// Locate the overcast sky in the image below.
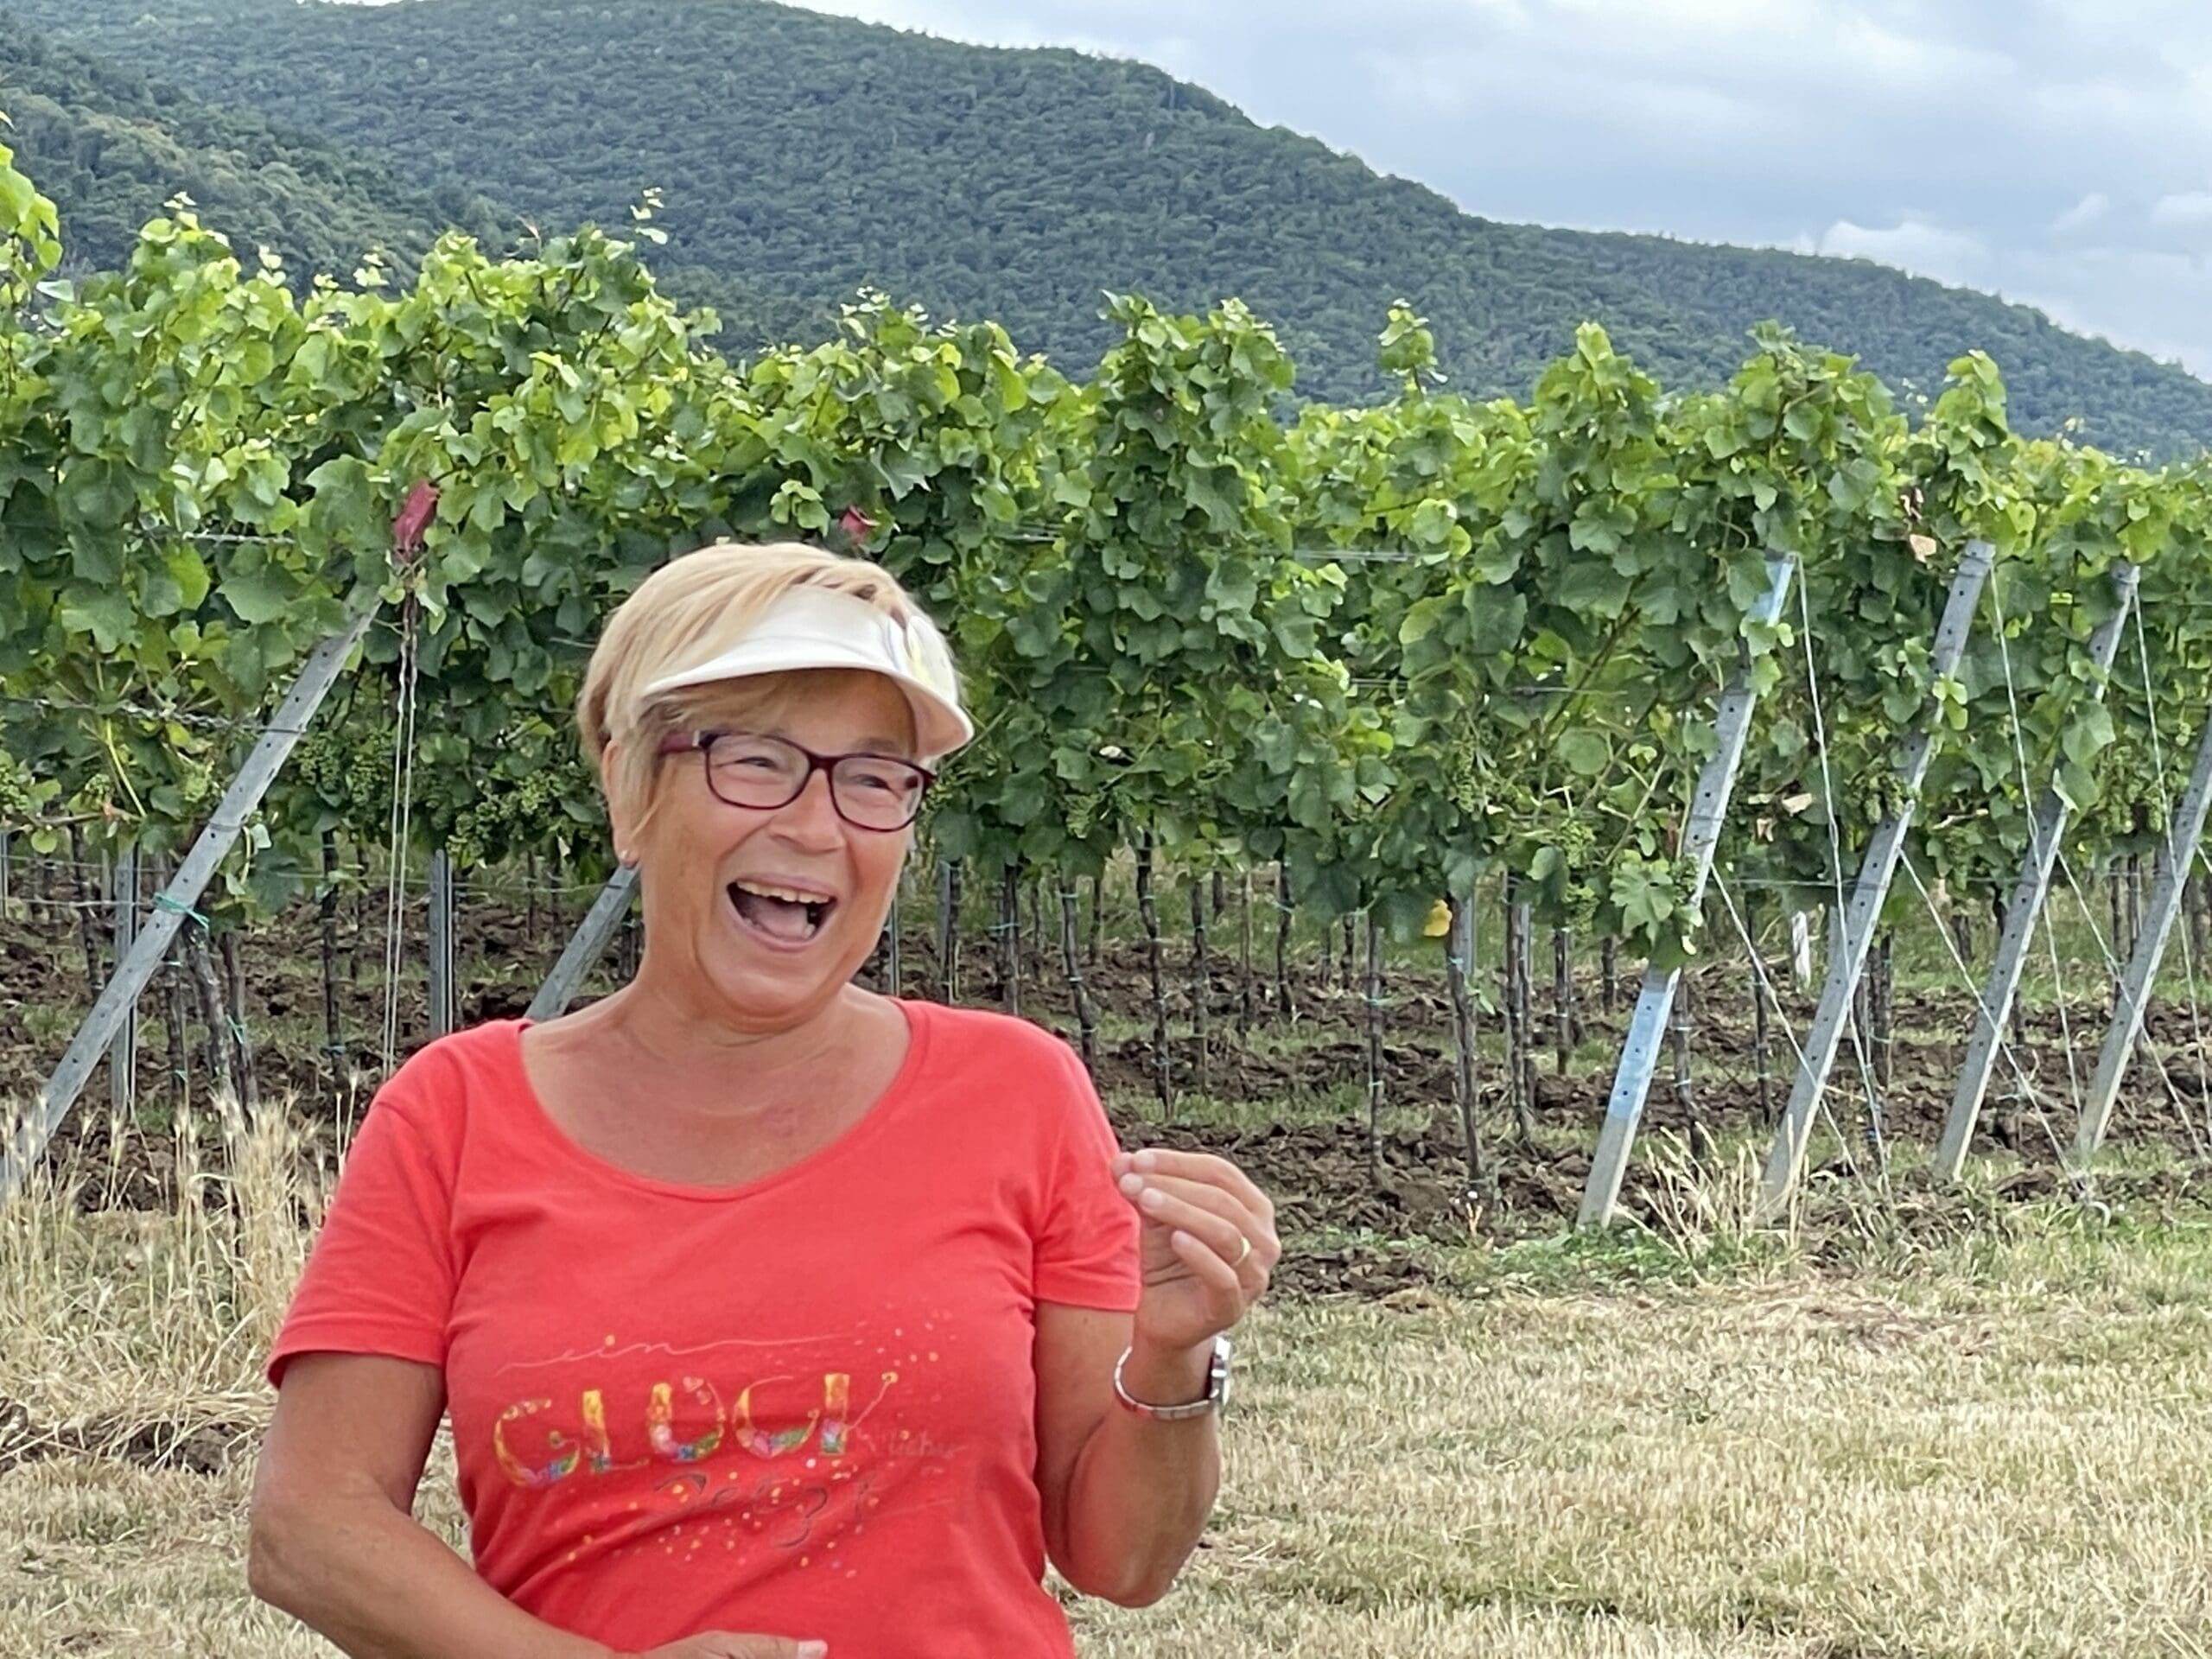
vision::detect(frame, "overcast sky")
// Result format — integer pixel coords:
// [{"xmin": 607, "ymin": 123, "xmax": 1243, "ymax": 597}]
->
[{"xmin": 790, "ymin": 0, "xmax": 2210, "ymax": 379}]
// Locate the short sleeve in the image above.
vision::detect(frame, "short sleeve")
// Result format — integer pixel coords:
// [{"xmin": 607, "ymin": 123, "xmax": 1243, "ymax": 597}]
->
[
  {"xmin": 1031, "ymin": 1039, "xmax": 1141, "ymax": 1312},
  {"xmin": 266, "ymin": 1077, "xmax": 459, "ymax": 1389}
]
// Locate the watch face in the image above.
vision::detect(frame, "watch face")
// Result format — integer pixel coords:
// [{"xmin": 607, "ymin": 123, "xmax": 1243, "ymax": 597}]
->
[{"xmin": 1211, "ymin": 1334, "xmax": 1234, "ymax": 1410}]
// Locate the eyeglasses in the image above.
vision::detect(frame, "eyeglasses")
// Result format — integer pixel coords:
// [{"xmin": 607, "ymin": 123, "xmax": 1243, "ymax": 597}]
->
[{"xmin": 656, "ymin": 730, "xmax": 935, "ymax": 832}]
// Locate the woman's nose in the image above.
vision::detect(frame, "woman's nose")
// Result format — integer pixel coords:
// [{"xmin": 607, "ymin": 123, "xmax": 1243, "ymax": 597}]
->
[{"xmin": 775, "ymin": 765, "xmax": 845, "ymax": 842}]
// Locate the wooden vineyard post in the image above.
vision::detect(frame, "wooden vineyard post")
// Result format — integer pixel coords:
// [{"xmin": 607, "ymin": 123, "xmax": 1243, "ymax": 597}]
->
[
  {"xmin": 1580, "ymin": 556, "xmax": 1795, "ymax": 1228},
  {"xmin": 427, "ymin": 849, "xmax": 458, "ymax": 1039},
  {"xmin": 1446, "ymin": 893, "xmax": 1488, "ymax": 1198},
  {"xmin": 1931, "ymin": 564, "xmax": 2139, "ymax": 1181},
  {"xmin": 1747, "ymin": 894, "xmax": 1775, "ymax": 1120},
  {"xmin": 1553, "ymin": 927, "xmax": 1576, "ymax": 1071},
  {"xmin": 67, "ymin": 826, "xmax": 100, "ymax": 992},
  {"xmin": 2073, "ymin": 696, "xmax": 2212, "ymax": 1168},
  {"xmin": 4, "ymin": 606, "xmax": 378, "ymax": 1203},
  {"xmin": 886, "ymin": 863, "xmax": 904, "ymax": 999},
  {"xmin": 1363, "ymin": 910, "xmax": 1384, "ymax": 1183},
  {"xmin": 1190, "ymin": 877, "xmax": 1210, "ymax": 1097},
  {"xmin": 1135, "ymin": 836, "xmax": 1170, "ymax": 1110},
  {"xmin": 1238, "ymin": 869, "xmax": 1255, "ymax": 1037},
  {"xmin": 319, "ymin": 830, "xmax": 344, "ymax": 1064},
  {"xmin": 1757, "ymin": 542, "xmax": 1995, "ymax": 1219},
  {"xmin": 1503, "ymin": 889, "xmax": 1534, "ymax": 1136},
  {"xmin": 1057, "ymin": 878, "xmax": 1097, "ymax": 1069},
  {"xmin": 108, "ymin": 849, "xmax": 138, "ymax": 1125},
  {"xmin": 938, "ymin": 859, "xmax": 962, "ymax": 1002},
  {"xmin": 526, "ymin": 864, "xmax": 639, "ymax": 1020}
]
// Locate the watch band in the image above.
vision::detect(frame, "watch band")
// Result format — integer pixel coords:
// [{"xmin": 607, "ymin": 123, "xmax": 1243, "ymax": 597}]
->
[{"xmin": 1112, "ymin": 1336, "xmax": 1232, "ymax": 1421}]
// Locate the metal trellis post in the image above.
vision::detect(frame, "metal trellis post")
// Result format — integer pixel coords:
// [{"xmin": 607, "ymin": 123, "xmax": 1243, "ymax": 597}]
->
[
  {"xmin": 2073, "ymin": 696, "xmax": 2212, "ymax": 1167},
  {"xmin": 1580, "ymin": 555, "xmax": 1795, "ymax": 1228},
  {"xmin": 527, "ymin": 864, "xmax": 639, "ymax": 1020},
  {"xmin": 1757, "ymin": 541, "xmax": 1995, "ymax": 1218},
  {"xmin": 5, "ymin": 605, "xmax": 379, "ymax": 1203},
  {"xmin": 1932, "ymin": 564, "xmax": 2139, "ymax": 1181}
]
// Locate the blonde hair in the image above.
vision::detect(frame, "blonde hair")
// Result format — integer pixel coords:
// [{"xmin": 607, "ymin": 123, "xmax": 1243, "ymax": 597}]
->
[{"xmin": 579, "ymin": 541, "xmax": 931, "ymax": 830}]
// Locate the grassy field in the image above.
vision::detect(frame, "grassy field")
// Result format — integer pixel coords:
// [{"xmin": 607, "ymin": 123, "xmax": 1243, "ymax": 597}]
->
[{"xmin": 5, "ymin": 1107, "xmax": 2212, "ymax": 1659}]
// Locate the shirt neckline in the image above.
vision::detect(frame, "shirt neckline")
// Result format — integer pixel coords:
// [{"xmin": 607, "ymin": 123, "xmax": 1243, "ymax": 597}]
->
[{"xmin": 501, "ymin": 996, "xmax": 933, "ymax": 1203}]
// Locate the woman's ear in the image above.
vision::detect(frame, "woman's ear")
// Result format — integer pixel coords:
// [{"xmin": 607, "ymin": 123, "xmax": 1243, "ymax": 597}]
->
[{"xmin": 601, "ymin": 739, "xmax": 639, "ymax": 866}]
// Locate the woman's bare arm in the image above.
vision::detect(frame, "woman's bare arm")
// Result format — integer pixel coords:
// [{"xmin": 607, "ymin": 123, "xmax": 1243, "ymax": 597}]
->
[
  {"xmin": 1034, "ymin": 1147, "xmax": 1279, "ymax": 1607},
  {"xmin": 1033, "ymin": 1304, "xmax": 1220, "ymax": 1607},
  {"xmin": 248, "ymin": 1353, "xmax": 617, "ymax": 1659}
]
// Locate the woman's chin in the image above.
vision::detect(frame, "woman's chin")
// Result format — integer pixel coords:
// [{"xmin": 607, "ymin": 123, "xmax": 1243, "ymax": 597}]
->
[{"xmin": 690, "ymin": 937, "xmax": 866, "ymax": 1026}]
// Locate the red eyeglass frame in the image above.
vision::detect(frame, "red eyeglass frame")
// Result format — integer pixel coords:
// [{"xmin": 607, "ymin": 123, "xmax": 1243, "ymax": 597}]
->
[{"xmin": 654, "ymin": 729, "xmax": 937, "ymax": 831}]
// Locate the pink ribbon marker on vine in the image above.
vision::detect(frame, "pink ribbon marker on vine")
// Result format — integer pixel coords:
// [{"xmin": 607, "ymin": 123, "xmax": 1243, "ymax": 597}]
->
[{"xmin": 393, "ymin": 480, "xmax": 439, "ymax": 559}]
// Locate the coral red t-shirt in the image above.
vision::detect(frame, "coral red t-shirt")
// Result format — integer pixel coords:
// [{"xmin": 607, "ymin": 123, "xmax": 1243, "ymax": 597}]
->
[{"xmin": 267, "ymin": 1001, "xmax": 1140, "ymax": 1656}]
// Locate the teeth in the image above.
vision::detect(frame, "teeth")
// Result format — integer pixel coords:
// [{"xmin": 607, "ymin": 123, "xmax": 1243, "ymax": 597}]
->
[{"xmin": 734, "ymin": 880, "xmax": 834, "ymax": 906}]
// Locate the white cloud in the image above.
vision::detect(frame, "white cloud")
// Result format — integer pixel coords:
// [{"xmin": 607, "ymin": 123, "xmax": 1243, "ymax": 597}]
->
[
  {"xmin": 1992, "ymin": 245, "xmax": 2212, "ymax": 378},
  {"xmin": 2150, "ymin": 191, "xmax": 2212, "ymax": 236},
  {"xmin": 2051, "ymin": 192, "xmax": 2109, "ymax": 235},
  {"xmin": 1816, "ymin": 217, "xmax": 1994, "ymax": 289}
]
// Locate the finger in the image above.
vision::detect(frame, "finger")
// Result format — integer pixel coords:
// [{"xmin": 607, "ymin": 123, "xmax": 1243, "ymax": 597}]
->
[
  {"xmin": 1120, "ymin": 1173, "xmax": 1278, "ymax": 1266},
  {"xmin": 709, "ymin": 1637, "xmax": 829, "ymax": 1659},
  {"xmin": 1166, "ymin": 1226, "xmax": 1247, "ymax": 1301},
  {"xmin": 1126, "ymin": 1180, "xmax": 1255, "ymax": 1272},
  {"xmin": 1128, "ymin": 1147, "xmax": 1275, "ymax": 1224}
]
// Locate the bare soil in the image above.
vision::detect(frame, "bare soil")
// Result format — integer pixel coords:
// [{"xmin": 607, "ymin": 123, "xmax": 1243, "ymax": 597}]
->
[{"xmin": 6, "ymin": 887, "xmax": 2206, "ymax": 1300}]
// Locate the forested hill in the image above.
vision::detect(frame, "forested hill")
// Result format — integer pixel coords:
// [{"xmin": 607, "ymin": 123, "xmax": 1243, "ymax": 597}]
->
[
  {"xmin": 8, "ymin": 0, "xmax": 2209, "ymax": 458},
  {"xmin": 0, "ymin": 14, "xmax": 510, "ymax": 280}
]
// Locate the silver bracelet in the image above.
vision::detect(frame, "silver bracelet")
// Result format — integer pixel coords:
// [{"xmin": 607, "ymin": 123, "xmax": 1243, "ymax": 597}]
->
[{"xmin": 1110, "ymin": 1337, "xmax": 1231, "ymax": 1421}]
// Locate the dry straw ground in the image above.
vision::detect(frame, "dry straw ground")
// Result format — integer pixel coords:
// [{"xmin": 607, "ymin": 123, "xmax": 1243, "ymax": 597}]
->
[{"xmin": 4, "ymin": 1106, "xmax": 2211, "ymax": 1658}]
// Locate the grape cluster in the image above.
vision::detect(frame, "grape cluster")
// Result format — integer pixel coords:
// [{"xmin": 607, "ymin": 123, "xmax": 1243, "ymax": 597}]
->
[
  {"xmin": 445, "ymin": 765, "xmax": 578, "ymax": 869},
  {"xmin": 1440, "ymin": 741, "xmax": 1494, "ymax": 820},
  {"xmin": 1847, "ymin": 770, "xmax": 1914, "ymax": 829},
  {"xmin": 1548, "ymin": 811, "xmax": 1601, "ymax": 929},
  {"xmin": 1064, "ymin": 788, "xmax": 1105, "ymax": 842},
  {"xmin": 291, "ymin": 725, "xmax": 391, "ymax": 817},
  {"xmin": 0, "ymin": 748, "xmax": 41, "ymax": 829}
]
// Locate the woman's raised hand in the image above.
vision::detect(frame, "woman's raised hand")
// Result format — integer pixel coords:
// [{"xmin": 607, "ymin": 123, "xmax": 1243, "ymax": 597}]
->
[
  {"xmin": 1113, "ymin": 1147, "xmax": 1280, "ymax": 1359},
  {"xmin": 622, "ymin": 1637, "xmax": 828, "ymax": 1658}
]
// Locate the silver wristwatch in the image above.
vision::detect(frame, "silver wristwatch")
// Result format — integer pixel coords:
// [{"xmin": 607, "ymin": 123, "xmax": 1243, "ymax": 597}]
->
[{"xmin": 1112, "ymin": 1336, "xmax": 1233, "ymax": 1421}]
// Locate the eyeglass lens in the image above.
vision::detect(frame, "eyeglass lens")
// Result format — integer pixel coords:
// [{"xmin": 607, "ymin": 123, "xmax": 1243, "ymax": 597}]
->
[{"xmin": 703, "ymin": 734, "xmax": 925, "ymax": 829}]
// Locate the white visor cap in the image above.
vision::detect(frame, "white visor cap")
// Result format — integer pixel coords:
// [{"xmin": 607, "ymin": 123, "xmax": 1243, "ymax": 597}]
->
[{"xmin": 639, "ymin": 584, "xmax": 974, "ymax": 761}]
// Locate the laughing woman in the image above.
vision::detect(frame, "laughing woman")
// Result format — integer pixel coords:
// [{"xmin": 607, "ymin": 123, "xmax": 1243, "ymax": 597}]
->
[{"xmin": 245, "ymin": 543, "xmax": 1280, "ymax": 1659}]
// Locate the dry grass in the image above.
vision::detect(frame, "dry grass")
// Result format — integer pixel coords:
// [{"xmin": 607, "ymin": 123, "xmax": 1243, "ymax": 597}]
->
[{"xmin": 5, "ymin": 1105, "xmax": 2212, "ymax": 1656}]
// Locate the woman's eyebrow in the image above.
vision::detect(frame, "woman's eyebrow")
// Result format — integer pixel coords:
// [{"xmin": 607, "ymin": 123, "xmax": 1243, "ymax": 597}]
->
[{"xmin": 760, "ymin": 726, "xmax": 914, "ymax": 756}]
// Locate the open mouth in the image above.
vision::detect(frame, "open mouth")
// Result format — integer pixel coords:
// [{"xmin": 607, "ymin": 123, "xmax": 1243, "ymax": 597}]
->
[{"xmin": 727, "ymin": 879, "xmax": 837, "ymax": 945}]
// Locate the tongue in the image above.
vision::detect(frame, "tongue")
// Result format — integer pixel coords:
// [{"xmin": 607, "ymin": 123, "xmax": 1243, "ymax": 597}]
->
[{"xmin": 734, "ymin": 887, "xmax": 817, "ymax": 943}]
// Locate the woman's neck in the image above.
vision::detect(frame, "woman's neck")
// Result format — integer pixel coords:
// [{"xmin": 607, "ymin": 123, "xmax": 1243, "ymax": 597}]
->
[{"xmin": 576, "ymin": 964, "xmax": 875, "ymax": 1117}]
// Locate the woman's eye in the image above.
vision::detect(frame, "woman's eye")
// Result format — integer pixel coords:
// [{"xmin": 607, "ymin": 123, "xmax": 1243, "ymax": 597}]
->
[
  {"xmin": 714, "ymin": 742, "xmax": 787, "ymax": 771},
  {"xmin": 850, "ymin": 767, "xmax": 915, "ymax": 795}
]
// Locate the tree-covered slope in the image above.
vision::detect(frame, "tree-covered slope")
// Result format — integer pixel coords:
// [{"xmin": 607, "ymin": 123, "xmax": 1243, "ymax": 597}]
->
[
  {"xmin": 10, "ymin": 0, "xmax": 2208, "ymax": 456},
  {"xmin": 0, "ymin": 13, "xmax": 515, "ymax": 280}
]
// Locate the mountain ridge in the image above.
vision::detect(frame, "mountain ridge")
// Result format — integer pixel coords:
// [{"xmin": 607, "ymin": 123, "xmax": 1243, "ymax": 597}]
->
[
  {"xmin": 0, "ymin": 10, "xmax": 509, "ymax": 282},
  {"xmin": 4, "ymin": 0, "xmax": 2205, "ymax": 457}
]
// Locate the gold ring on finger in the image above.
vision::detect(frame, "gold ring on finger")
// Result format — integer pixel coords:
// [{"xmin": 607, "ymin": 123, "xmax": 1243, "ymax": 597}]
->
[{"xmin": 1234, "ymin": 1234, "xmax": 1253, "ymax": 1267}]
